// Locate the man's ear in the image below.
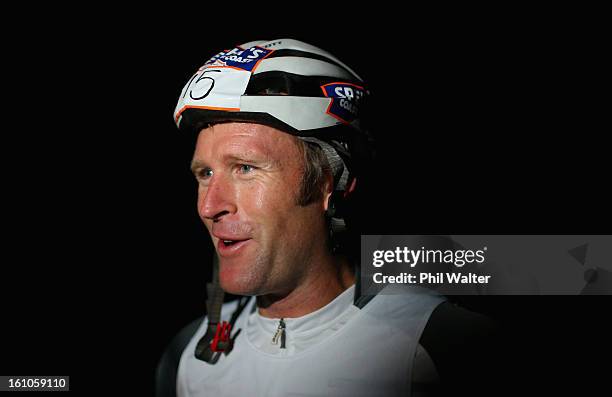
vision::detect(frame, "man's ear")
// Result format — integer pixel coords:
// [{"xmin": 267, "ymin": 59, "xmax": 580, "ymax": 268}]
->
[
  {"xmin": 322, "ymin": 172, "xmax": 334, "ymax": 212},
  {"xmin": 344, "ymin": 177, "xmax": 357, "ymax": 198},
  {"xmin": 323, "ymin": 175, "xmax": 358, "ymax": 213}
]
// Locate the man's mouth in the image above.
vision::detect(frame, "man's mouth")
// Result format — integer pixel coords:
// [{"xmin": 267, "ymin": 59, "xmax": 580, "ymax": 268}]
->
[
  {"xmin": 222, "ymin": 239, "xmax": 244, "ymax": 246},
  {"xmin": 216, "ymin": 238, "xmax": 252, "ymax": 257}
]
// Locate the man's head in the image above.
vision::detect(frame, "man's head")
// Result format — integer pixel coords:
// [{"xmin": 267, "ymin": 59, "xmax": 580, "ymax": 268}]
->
[{"xmin": 191, "ymin": 122, "xmax": 334, "ymax": 295}]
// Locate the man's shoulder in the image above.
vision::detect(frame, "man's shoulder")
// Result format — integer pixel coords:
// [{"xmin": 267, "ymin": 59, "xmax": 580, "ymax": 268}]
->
[
  {"xmin": 360, "ymin": 285, "xmax": 447, "ymax": 320},
  {"xmin": 363, "ymin": 287, "xmax": 496, "ymax": 337}
]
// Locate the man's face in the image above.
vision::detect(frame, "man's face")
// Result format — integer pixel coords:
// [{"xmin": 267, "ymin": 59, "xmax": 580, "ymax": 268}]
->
[{"xmin": 191, "ymin": 122, "xmax": 327, "ymax": 296}]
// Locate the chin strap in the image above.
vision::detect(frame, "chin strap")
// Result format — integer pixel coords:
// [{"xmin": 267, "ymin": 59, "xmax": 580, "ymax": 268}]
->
[{"xmin": 195, "ymin": 254, "xmax": 249, "ymax": 364}]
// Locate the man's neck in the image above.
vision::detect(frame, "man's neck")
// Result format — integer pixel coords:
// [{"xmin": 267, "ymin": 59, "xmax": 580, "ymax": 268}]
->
[{"xmin": 257, "ymin": 256, "xmax": 355, "ymax": 319}]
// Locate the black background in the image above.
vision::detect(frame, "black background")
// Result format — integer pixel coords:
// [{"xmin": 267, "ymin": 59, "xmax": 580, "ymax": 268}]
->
[{"xmin": 2, "ymin": 5, "xmax": 610, "ymax": 396}]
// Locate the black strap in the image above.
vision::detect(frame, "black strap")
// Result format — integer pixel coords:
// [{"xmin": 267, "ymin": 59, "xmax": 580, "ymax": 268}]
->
[
  {"xmin": 155, "ymin": 295, "xmax": 251, "ymax": 397},
  {"xmin": 353, "ymin": 263, "xmax": 376, "ymax": 309},
  {"xmin": 353, "ymin": 293, "xmax": 375, "ymax": 309},
  {"xmin": 195, "ymin": 255, "xmax": 225, "ymax": 363}
]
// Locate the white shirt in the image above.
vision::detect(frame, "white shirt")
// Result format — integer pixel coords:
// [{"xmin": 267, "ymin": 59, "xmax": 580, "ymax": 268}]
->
[{"xmin": 177, "ymin": 285, "xmax": 445, "ymax": 397}]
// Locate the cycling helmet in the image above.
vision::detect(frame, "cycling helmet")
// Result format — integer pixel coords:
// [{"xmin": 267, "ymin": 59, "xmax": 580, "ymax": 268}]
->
[{"xmin": 174, "ymin": 38, "xmax": 372, "ymax": 202}]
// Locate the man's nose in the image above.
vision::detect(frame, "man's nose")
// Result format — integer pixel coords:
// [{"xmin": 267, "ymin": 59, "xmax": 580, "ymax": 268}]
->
[{"xmin": 198, "ymin": 175, "xmax": 237, "ymax": 221}]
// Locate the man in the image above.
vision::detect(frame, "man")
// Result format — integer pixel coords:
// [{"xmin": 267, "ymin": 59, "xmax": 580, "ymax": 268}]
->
[{"xmin": 157, "ymin": 38, "xmax": 497, "ymax": 397}]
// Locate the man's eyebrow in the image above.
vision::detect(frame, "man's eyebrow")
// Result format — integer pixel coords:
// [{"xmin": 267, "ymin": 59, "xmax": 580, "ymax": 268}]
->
[
  {"xmin": 190, "ymin": 159, "xmax": 208, "ymax": 173},
  {"xmin": 232, "ymin": 151, "xmax": 284, "ymax": 168},
  {"xmin": 226, "ymin": 152, "xmax": 266, "ymax": 163}
]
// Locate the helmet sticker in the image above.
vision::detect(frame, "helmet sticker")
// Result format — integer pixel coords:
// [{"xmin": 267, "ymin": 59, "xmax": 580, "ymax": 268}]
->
[
  {"xmin": 174, "ymin": 46, "xmax": 274, "ymax": 125},
  {"xmin": 320, "ymin": 82, "xmax": 366, "ymax": 124},
  {"xmin": 203, "ymin": 46, "xmax": 274, "ymax": 72}
]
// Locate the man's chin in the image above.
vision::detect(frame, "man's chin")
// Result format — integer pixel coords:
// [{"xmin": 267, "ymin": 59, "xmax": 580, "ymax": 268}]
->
[
  {"xmin": 219, "ymin": 281, "xmax": 258, "ymax": 296},
  {"xmin": 218, "ymin": 265, "xmax": 259, "ymax": 296}
]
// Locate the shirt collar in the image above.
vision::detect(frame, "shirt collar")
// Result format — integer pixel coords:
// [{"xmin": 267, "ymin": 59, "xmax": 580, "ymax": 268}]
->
[{"xmin": 246, "ymin": 284, "xmax": 358, "ymax": 355}]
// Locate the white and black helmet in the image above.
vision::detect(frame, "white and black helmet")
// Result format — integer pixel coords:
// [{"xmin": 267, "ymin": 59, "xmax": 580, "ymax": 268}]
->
[{"xmin": 173, "ymin": 38, "xmax": 373, "ymax": 200}]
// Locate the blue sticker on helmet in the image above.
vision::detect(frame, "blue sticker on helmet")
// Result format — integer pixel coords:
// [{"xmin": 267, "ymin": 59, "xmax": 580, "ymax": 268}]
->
[
  {"xmin": 321, "ymin": 82, "xmax": 366, "ymax": 124},
  {"xmin": 204, "ymin": 46, "xmax": 274, "ymax": 72}
]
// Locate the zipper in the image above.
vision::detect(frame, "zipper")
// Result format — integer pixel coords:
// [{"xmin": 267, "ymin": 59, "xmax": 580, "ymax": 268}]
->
[{"xmin": 271, "ymin": 318, "xmax": 286, "ymax": 349}]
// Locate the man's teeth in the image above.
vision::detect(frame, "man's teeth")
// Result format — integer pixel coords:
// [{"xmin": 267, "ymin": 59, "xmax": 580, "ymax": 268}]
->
[{"xmin": 221, "ymin": 238, "xmax": 249, "ymax": 246}]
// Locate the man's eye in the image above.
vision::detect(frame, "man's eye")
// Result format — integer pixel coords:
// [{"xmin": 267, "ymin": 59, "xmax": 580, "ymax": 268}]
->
[
  {"xmin": 198, "ymin": 168, "xmax": 213, "ymax": 179},
  {"xmin": 238, "ymin": 164, "xmax": 255, "ymax": 174}
]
